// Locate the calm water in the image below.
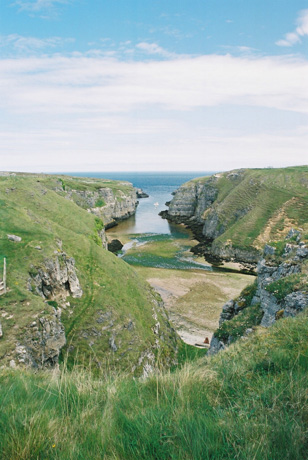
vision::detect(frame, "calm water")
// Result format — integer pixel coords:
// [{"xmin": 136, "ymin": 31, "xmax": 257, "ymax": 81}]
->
[
  {"xmin": 63, "ymin": 171, "xmax": 216, "ymax": 270},
  {"xmin": 67, "ymin": 172, "xmax": 212, "ymax": 235}
]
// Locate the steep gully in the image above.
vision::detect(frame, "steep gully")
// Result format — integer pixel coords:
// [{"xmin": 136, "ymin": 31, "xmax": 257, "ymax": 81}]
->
[{"xmin": 106, "ymin": 184, "xmax": 254, "ymax": 348}]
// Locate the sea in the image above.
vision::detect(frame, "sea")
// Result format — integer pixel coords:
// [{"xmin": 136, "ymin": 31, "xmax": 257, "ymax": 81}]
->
[{"xmin": 64, "ymin": 171, "xmax": 213, "ymax": 235}]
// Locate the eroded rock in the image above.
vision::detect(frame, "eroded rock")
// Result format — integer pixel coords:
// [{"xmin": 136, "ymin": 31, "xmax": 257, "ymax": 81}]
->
[
  {"xmin": 19, "ymin": 308, "xmax": 66, "ymax": 368},
  {"xmin": 29, "ymin": 253, "xmax": 83, "ymax": 300},
  {"xmin": 7, "ymin": 234, "xmax": 21, "ymax": 242}
]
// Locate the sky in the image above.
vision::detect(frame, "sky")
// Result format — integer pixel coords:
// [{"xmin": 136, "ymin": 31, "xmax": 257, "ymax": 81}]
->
[{"xmin": 0, "ymin": 0, "xmax": 308, "ymax": 172}]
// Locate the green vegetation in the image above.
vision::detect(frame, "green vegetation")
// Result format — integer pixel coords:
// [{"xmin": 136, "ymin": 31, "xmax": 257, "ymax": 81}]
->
[
  {"xmin": 214, "ymin": 281, "xmax": 263, "ymax": 342},
  {"xmin": 184, "ymin": 166, "xmax": 308, "ymax": 252},
  {"xmin": 268, "ymin": 240, "xmax": 287, "ymax": 257},
  {"xmin": 1, "ymin": 311, "xmax": 308, "ymax": 459},
  {"xmin": 176, "ymin": 340, "xmax": 208, "ymax": 366},
  {"xmin": 266, "ymin": 273, "xmax": 308, "ymax": 301},
  {"xmin": 122, "ymin": 233, "xmax": 216, "ymax": 270},
  {"xmin": 0, "ymin": 167, "xmax": 308, "ymax": 458},
  {"xmin": 95, "ymin": 198, "xmax": 106, "ymax": 207},
  {"xmin": 0, "ymin": 173, "xmax": 176, "ymax": 372},
  {"xmin": 215, "ymin": 303, "xmax": 264, "ymax": 341}
]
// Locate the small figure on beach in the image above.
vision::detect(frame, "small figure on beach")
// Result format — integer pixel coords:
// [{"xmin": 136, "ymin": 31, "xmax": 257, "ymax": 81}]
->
[{"xmin": 204, "ymin": 337, "xmax": 209, "ymax": 345}]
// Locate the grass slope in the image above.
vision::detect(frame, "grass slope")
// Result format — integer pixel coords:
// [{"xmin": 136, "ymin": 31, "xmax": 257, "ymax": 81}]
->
[
  {"xmin": 0, "ymin": 310, "xmax": 307, "ymax": 459},
  {"xmin": 187, "ymin": 166, "xmax": 308, "ymax": 252},
  {"xmin": 0, "ymin": 173, "xmax": 176, "ymax": 372}
]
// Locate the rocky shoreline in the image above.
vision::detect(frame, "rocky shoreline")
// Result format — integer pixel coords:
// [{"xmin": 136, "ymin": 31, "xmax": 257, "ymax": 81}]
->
[{"xmin": 160, "ymin": 167, "xmax": 308, "ymax": 271}]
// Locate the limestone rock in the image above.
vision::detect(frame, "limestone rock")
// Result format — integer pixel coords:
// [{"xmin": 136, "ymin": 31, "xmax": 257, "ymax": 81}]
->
[
  {"xmin": 7, "ymin": 234, "xmax": 21, "ymax": 242},
  {"xmin": 283, "ymin": 292, "xmax": 308, "ymax": 317},
  {"xmin": 136, "ymin": 188, "xmax": 149, "ymax": 198},
  {"xmin": 20, "ymin": 308, "xmax": 66, "ymax": 368},
  {"xmin": 209, "ymin": 232, "xmax": 308, "ymax": 355},
  {"xmin": 29, "ymin": 253, "xmax": 83, "ymax": 300},
  {"xmin": 109, "ymin": 335, "xmax": 118, "ymax": 352},
  {"xmin": 0, "ymin": 322, "xmax": 3, "ymax": 338},
  {"xmin": 264, "ymin": 244, "xmax": 276, "ymax": 256},
  {"xmin": 208, "ymin": 336, "xmax": 225, "ymax": 356},
  {"xmin": 296, "ymin": 246, "xmax": 308, "ymax": 258},
  {"xmin": 219, "ymin": 300, "xmax": 235, "ymax": 325},
  {"xmin": 65, "ymin": 185, "xmax": 138, "ymax": 228},
  {"xmin": 286, "ymin": 228, "xmax": 301, "ymax": 241}
]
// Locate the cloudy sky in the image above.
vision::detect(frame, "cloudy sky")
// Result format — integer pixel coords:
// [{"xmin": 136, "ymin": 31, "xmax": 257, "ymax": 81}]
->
[{"xmin": 0, "ymin": 0, "xmax": 308, "ymax": 172}]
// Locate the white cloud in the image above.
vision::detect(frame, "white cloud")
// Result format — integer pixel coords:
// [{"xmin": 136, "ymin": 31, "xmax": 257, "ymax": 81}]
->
[
  {"xmin": 13, "ymin": 0, "xmax": 68, "ymax": 11},
  {"xmin": 136, "ymin": 42, "xmax": 175, "ymax": 58},
  {"xmin": 0, "ymin": 52, "xmax": 308, "ymax": 171},
  {"xmin": 1, "ymin": 54, "xmax": 307, "ymax": 114},
  {"xmin": 276, "ymin": 9, "xmax": 308, "ymax": 47},
  {"xmin": 12, "ymin": 0, "xmax": 71, "ymax": 17},
  {"xmin": 0, "ymin": 34, "xmax": 74, "ymax": 52}
]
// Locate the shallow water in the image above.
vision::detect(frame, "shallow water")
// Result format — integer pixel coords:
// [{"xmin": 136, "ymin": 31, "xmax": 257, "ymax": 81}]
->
[
  {"xmin": 68, "ymin": 171, "xmax": 211, "ymax": 235},
  {"xmin": 68, "ymin": 171, "xmax": 213, "ymax": 270}
]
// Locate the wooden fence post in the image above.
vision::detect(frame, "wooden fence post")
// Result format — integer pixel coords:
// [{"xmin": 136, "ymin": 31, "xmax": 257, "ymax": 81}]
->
[{"xmin": 3, "ymin": 258, "xmax": 6, "ymax": 294}]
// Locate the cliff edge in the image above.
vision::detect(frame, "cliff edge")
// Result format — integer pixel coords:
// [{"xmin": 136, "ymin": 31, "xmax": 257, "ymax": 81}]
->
[
  {"xmin": 0, "ymin": 173, "xmax": 177, "ymax": 375},
  {"xmin": 161, "ymin": 166, "xmax": 308, "ymax": 269}
]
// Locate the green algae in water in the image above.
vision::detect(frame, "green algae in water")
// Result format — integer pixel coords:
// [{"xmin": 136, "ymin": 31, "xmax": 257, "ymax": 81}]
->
[{"xmin": 121, "ymin": 233, "xmax": 213, "ymax": 271}]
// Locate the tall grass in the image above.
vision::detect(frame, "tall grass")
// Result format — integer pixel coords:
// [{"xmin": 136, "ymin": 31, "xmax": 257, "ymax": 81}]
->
[{"xmin": 1, "ymin": 311, "xmax": 308, "ymax": 459}]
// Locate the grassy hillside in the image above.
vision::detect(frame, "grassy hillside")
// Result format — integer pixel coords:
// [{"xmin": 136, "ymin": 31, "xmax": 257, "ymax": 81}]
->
[
  {"xmin": 174, "ymin": 166, "xmax": 308, "ymax": 257},
  {"xmin": 0, "ymin": 310, "xmax": 307, "ymax": 459},
  {"xmin": 0, "ymin": 173, "xmax": 177, "ymax": 373},
  {"xmin": 213, "ymin": 166, "xmax": 308, "ymax": 250}
]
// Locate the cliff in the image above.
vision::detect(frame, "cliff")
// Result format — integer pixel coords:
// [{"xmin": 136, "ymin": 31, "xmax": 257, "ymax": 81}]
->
[
  {"xmin": 53, "ymin": 175, "xmax": 139, "ymax": 228},
  {"xmin": 161, "ymin": 166, "xmax": 308, "ymax": 268},
  {"xmin": 0, "ymin": 173, "xmax": 177, "ymax": 375},
  {"xmin": 209, "ymin": 229, "xmax": 308, "ymax": 354}
]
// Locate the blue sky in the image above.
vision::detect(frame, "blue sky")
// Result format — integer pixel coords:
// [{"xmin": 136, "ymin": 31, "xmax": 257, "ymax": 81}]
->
[{"xmin": 0, "ymin": 0, "xmax": 308, "ymax": 171}]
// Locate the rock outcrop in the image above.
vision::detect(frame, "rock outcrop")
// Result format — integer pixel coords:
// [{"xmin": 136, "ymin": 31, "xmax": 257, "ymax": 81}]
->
[
  {"xmin": 7, "ymin": 234, "xmax": 22, "ymax": 242},
  {"xmin": 60, "ymin": 182, "xmax": 138, "ymax": 229},
  {"xmin": 16, "ymin": 308, "xmax": 66, "ymax": 368},
  {"xmin": 208, "ymin": 231, "xmax": 308, "ymax": 355},
  {"xmin": 136, "ymin": 188, "xmax": 149, "ymax": 198},
  {"xmin": 161, "ymin": 167, "xmax": 308, "ymax": 268},
  {"xmin": 28, "ymin": 253, "xmax": 83, "ymax": 300},
  {"xmin": 0, "ymin": 172, "xmax": 178, "ymax": 374},
  {"xmin": 108, "ymin": 239, "xmax": 124, "ymax": 253}
]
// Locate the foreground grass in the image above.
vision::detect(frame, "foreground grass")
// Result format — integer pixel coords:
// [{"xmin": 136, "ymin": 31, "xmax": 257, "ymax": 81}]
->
[{"xmin": 1, "ymin": 311, "xmax": 308, "ymax": 459}]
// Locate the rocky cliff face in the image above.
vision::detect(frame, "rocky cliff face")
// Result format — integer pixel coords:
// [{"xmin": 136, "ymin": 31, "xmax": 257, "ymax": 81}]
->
[
  {"xmin": 208, "ymin": 230, "xmax": 308, "ymax": 355},
  {"xmin": 0, "ymin": 173, "xmax": 178, "ymax": 375},
  {"xmin": 14, "ymin": 308, "xmax": 66, "ymax": 368},
  {"xmin": 161, "ymin": 177, "xmax": 218, "ymax": 240},
  {"xmin": 58, "ymin": 181, "xmax": 139, "ymax": 229},
  {"xmin": 162, "ymin": 167, "xmax": 308, "ymax": 267},
  {"xmin": 161, "ymin": 172, "xmax": 260, "ymax": 266},
  {"xmin": 10, "ymin": 252, "xmax": 84, "ymax": 368},
  {"xmin": 28, "ymin": 253, "xmax": 83, "ymax": 300}
]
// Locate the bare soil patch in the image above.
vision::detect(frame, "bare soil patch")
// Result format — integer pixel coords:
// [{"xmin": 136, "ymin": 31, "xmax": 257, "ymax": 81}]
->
[{"xmin": 136, "ymin": 267, "xmax": 255, "ymax": 346}]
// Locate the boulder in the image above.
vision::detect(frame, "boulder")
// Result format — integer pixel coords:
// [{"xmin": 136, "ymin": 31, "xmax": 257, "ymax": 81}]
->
[
  {"xmin": 136, "ymin": 188, "xmax": 149, "ymax": 198},
  {"xmin": 7, "ymin": 234, "xmax": 21, "ymax": 242},
  {"xmin": 108, "ymin": 239, "xmax": 123, "ymax": 253}
]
